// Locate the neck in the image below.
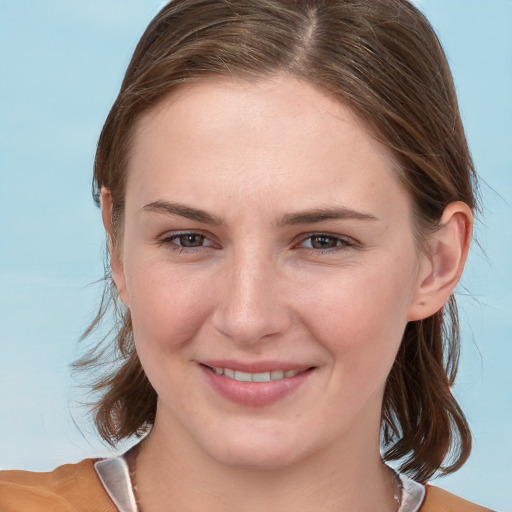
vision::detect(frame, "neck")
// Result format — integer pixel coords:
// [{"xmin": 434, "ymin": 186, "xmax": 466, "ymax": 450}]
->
[{"xmin": 132, "ymin": 413, "xmax": 399, "ymax": 512}]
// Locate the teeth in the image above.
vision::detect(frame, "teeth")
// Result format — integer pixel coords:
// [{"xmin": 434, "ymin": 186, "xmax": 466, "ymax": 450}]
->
[
  {"xmin": 234, "ymin": 370, "xmax": 252, "ymax": 382},
  {"xmin": 252, "ymin": 372, "xmax": 271, "ymax": 382},
  {"xmin": 210, "ymin": 366, "xmax": 302, "ymax": 382}
]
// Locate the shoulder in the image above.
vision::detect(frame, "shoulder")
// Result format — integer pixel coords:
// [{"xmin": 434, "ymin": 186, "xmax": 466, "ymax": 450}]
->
[
  {"xmin": 0, "ymin": 459, "xmax": 116, "ymax": 512},
  {"xmin": 421, "ymin": 485, "xmax": 496, "ymax": 512}
]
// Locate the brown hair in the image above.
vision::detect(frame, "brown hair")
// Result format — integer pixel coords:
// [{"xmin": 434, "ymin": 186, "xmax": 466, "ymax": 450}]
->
[{"xmin": 79, "ymin": 0, "xmax": 476, "ymax": 483}]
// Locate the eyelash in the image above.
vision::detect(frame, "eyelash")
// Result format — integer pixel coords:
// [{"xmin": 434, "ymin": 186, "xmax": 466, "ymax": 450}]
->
[
  {"xmin": 158, "ymin": 232, "xmax": 218, "ymax": 253},
  {"xmin": 158, "ymin": 231, "xmax": 357, "ymax": 254},
  {"xmin": 297, "ymin": 233, "xmax": 356, "ymax": 254}
]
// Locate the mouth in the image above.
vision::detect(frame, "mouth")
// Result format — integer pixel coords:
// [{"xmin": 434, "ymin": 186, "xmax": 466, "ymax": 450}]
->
[
  {"xmin": 199, "ymin": 362, "xmax": 315, "ymax": 407},
  {"xmin": 202, "ymin": 364, "xmax": 309, "ymax": 382}
]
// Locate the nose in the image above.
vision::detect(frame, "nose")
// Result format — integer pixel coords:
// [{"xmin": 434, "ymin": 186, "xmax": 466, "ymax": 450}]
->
[{"xmin": 211, "ymin": 250, "xmax": 291, "ymax": 345}]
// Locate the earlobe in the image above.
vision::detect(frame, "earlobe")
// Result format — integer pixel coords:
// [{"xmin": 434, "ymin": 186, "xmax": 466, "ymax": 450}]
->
[
  {"xmin": 100, "ymin": 187, "xmax": 130, "ymax": 307},
  {"xmin": 408, "ymin": 201, "xmax": 473, "ymax": 321}
]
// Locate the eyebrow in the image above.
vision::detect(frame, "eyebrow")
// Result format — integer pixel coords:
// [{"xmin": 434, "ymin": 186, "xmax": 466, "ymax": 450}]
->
[
  {"xmin": 278, "ymin": 206, "xmax": 378, "ymax": 226},
  {"xmin": 142, "ymin": 200, "xmax": 224, "ymax": 225},
  {"xmin": 142, "ymin": 200, "xmax": 378, "ymax": 226}
]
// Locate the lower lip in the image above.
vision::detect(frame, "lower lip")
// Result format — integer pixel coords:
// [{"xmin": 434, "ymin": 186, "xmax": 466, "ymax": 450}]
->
[{"xmin": 200, "ymin": 365, "xmax": 313, "ymax": 407}]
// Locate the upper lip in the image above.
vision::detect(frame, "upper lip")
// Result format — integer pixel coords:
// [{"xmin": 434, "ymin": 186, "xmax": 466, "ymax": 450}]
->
[{"xmin": 199, "ymin": 359, "xmax": 314, "ymax": 373}]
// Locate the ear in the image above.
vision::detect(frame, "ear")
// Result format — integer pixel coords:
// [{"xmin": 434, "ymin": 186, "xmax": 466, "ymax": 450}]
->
[
  {"xmin": 100, "ymin": 187, "xmax": 130, "ymax": 307},
  {"xmin": 408, "ymin": 201, "xmax": 473, "ymax": 321}
]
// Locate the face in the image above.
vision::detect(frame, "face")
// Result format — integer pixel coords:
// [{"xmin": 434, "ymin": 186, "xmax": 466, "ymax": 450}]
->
[{"xmin": 111, "ymin": 76, "xmax": 432, "ymax": 470}]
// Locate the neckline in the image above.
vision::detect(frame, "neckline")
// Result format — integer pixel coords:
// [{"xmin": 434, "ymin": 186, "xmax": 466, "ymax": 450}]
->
[{"xmin": 94, "ymin": 452, "xmax": 426, "ymax": 512}]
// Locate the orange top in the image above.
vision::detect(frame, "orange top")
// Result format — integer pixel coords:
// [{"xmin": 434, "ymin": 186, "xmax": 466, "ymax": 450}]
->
[
  {"xmin": 0, "ymin": 460, "xmax": 494, "ymax": 512},
  {"xmin": 422, "ymin": 485, "xmax": 495, "ymax": 512},
  {"xmin": 0, "ymin": 459, "xmax": 116, "ymax": 512}
]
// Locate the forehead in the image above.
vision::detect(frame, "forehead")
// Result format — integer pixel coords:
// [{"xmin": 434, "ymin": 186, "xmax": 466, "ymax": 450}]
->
[
  {"xmin": 133, "ymin": 75, "xmax": 383, "ymax": 153},
  {"xmin": 126, "ymin": 75, "xmax": 409, "ymax": 220}
]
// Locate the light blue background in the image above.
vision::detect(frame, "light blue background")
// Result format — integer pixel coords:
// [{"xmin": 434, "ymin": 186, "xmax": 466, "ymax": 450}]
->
[{"xmin": 0, "ymin": 1, "xmax": 511, "ymax": 509}]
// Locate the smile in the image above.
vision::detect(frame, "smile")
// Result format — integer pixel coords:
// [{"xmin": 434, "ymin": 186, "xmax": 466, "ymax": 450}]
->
[
  {"xmin": 200, "ymin": 363, "xmax": 314, "ymax": 406},
  {"xmin": 206, "ymin": 366, "xmax": 304, "ymax": 382}
]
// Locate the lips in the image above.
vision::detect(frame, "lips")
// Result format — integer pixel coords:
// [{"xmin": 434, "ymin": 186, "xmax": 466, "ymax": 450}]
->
[{"xmin": 199, "ymin": 361, "xmax": 314, "ymax": 407}]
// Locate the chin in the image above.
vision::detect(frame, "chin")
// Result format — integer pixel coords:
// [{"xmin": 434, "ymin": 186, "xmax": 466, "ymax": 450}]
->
[{"xmin": 202, "ymin": 428, "xmax": 303, "ymax": 471}]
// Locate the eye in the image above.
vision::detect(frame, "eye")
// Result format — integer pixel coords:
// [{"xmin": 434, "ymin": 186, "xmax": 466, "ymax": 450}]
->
[
  {"xmin": 299, "ymin": 233, "xmax": 354, "ymax": 251},
  {"xmin": 159, "ymin": 231, "xmax": 218, "ymax": 252},
  {"xmin": 173, "ymin": 233, "xmax": 207, "ymax": 248}
]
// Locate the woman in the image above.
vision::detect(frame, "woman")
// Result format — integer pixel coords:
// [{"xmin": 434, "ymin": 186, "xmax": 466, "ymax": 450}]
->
[{"xmin": 0, "ymin": 0, "xmax": 496, "ymax": 510}]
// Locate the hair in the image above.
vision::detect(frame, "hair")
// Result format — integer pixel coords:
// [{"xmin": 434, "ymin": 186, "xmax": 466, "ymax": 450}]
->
[{"xmin": 78, "ymin": 0, "xmax": 477, "ymax": 483}]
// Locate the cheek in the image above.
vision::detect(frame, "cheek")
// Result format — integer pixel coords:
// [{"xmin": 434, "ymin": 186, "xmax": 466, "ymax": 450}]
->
[
  {"xmin": 297, "ymin": 259, "xmax": 416, "ymax": 372},
  {"xmin": 124, "ymin": 262, "xmax": 219, "ymax": 409},
  {"xmin": 125, "ymin": 260, "xmax": 215, "ymax": 357}
]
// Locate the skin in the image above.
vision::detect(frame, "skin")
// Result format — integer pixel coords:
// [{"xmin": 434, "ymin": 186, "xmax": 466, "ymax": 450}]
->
[{"xmin": 102, "ymin": 75, "xmax": 472, "ymax": 511}]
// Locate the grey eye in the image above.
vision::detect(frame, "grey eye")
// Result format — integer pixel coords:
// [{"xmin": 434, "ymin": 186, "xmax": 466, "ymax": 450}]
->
[
  {"xmin": 305, "ymin": 235, "xmax": 342, "ymax": 249},
  {"xmin": 175, "ymin": 233, "xmax": 206, "ymax": 247}
]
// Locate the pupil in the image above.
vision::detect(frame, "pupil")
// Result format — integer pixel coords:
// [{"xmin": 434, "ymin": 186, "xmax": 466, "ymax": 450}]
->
[
  {"xmin": 312, "ymin": 235, "xmax": 337, "ymax": 249},
  {"xmin": 180, "ymin": 234, "xmax": 204, "ymax": 247}
]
